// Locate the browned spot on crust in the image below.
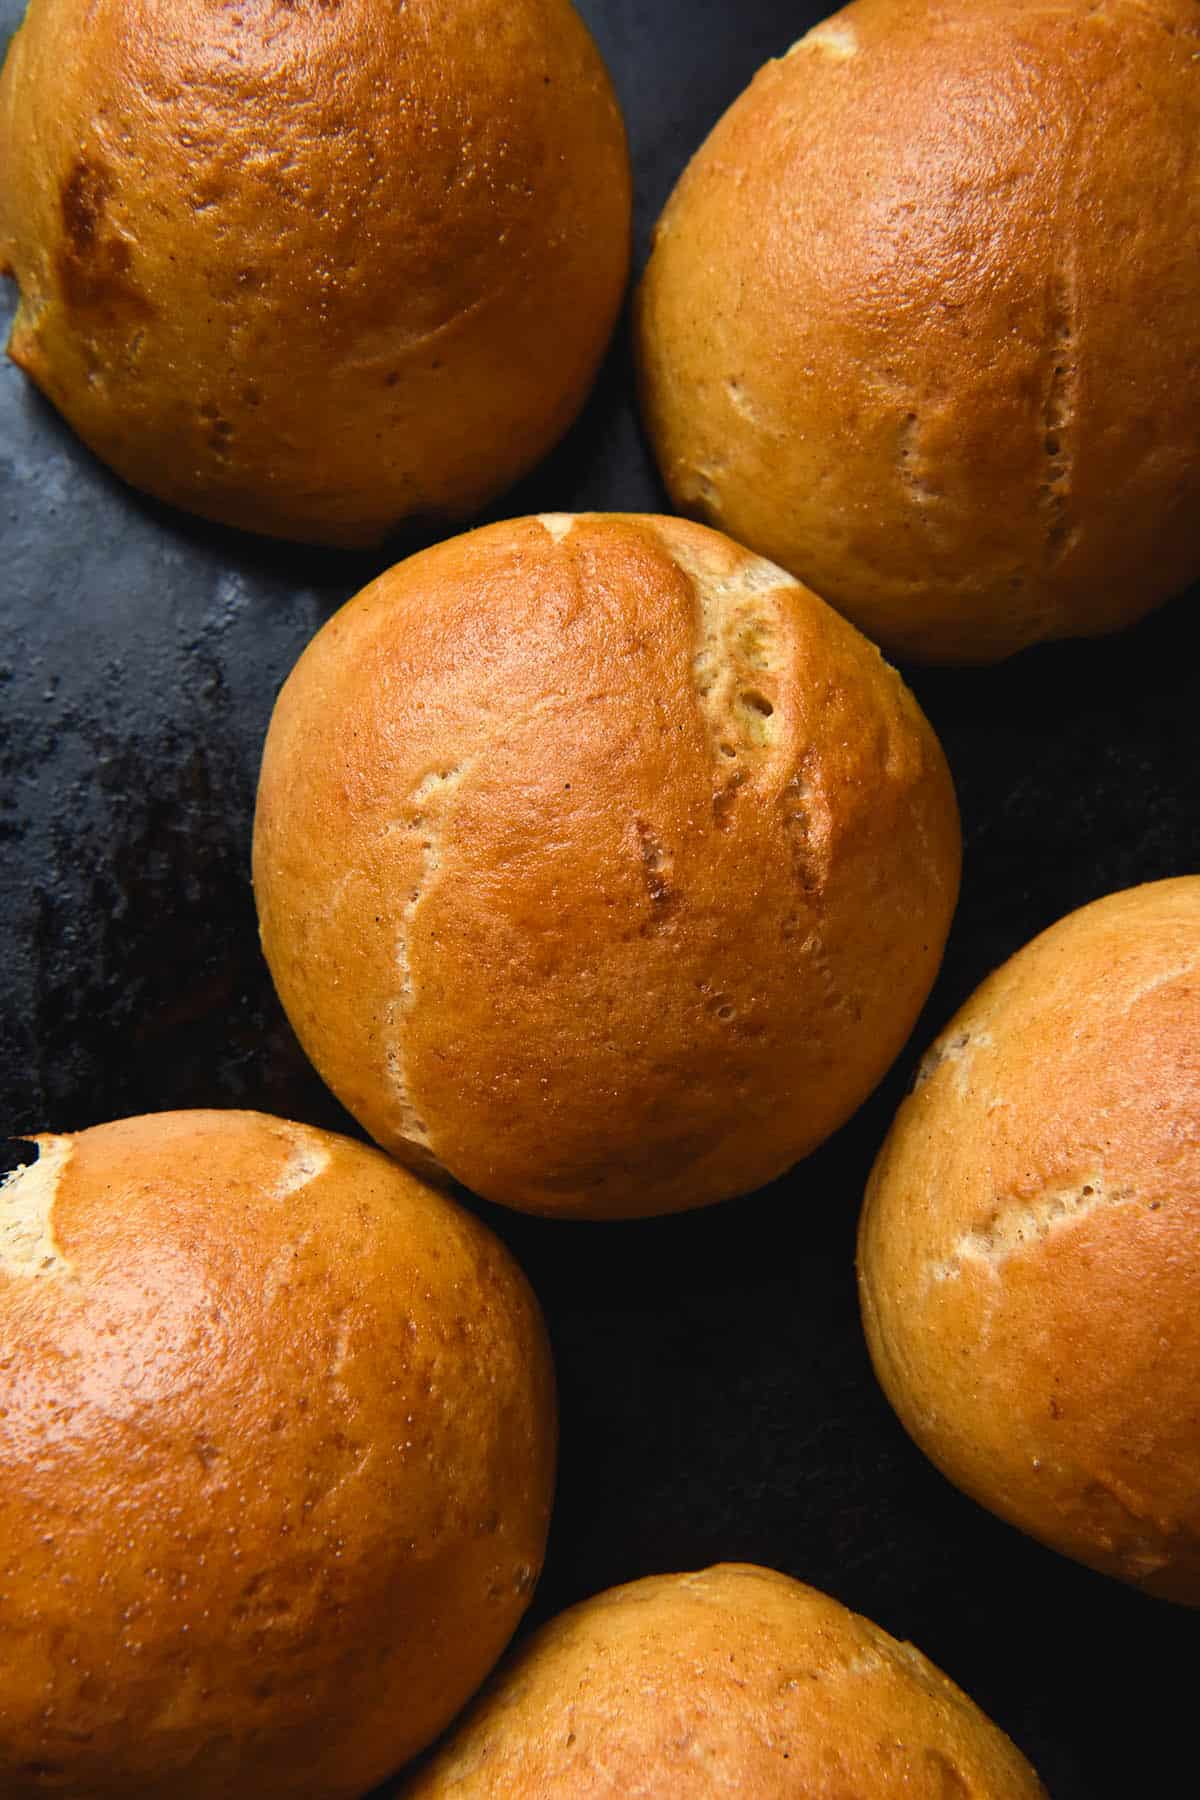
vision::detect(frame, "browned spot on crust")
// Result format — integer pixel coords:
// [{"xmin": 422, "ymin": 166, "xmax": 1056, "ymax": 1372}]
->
[
  {"xmin": 61, "ymin": 156, "xmax": 108, "ymax": 251},
  {"xmin": 56, "ymin": 155, "xmax": 155, "ymax": 326}
]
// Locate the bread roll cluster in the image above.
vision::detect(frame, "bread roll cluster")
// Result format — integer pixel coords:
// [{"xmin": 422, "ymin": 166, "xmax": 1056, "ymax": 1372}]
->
[{"xmin": 3, "ymin": 0, "xmax": 1196, "ymax": 1792}]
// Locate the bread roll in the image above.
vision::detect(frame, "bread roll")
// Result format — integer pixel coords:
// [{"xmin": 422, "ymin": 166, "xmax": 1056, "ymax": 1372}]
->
[
  {"xmin": 859, "ymin": 878, "xmax": 1200, "ymax": 1603},
  {"xmin": 636, "ymin": 0, "xmax": 1200, "ymax": 663},
  {"xmin": 0, "ymin": 0, "xmax": 630, "ymax": 546},
  {"xmin": 0, "ymin": 1109, "xmax": 556, "ymax": 1798},
  {"xmin": 252, "ymin": 512, "xmax": 960, "ymax": 1219},
  {"xmin": 400, "ymin": 1563, "xmax": 1046, "ymax": 1796}
]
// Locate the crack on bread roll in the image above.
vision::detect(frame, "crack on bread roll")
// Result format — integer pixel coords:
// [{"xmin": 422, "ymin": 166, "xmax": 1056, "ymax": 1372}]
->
[
  {"xmin": 1038, "ymin": 258, "xmax": 1080, "ymax": 568},
  {"xmin": 655, "ymin": 531, "xmax": 794, "ymax": 772},
  {"xmin": 0, "ymin": 1134, "xmax": 74, "ymax": 1279},
  {"xmin": 385, "ymin": 763, "xmax": 475, "ymax": 1172},
  {"xmin": 896, "ymin": 411, "xmax": 941, "ymax": 508},
  {"xmin": 723, "ymin": 377, "xmax": 763, "ymax": 424},
  {"xmin": 270, "ymin": 1122, "xmax": 332, "ymax": 1197},
  {"xmin": 536, "ymin": 511, "xmax": 575, "ymax": 544},
  {"xmin": 632, "ymin": 817, "xmax": 679, "ymax": 923},
  {"xmin": 788, "ymin": 20, "xmax": 860, "ymax": 60},
  {"xmin": 931, "ymin": 1172, "xmax": 1140, "ymax": 1282},
  {"xmin": 1077, "ymin": 1475, "xmax": 1197, "ymax": 1580},
  {"xmin": 794, "ymin": 928, "xmax": 858, "ymax": 1020},
  {"xmin": 914, "ymin": 1027, "xmax": 993, "ymax": 1096}
]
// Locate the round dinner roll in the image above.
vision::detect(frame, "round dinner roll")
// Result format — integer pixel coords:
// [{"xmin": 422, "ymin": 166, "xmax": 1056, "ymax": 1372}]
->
[
  {"xmin": 636, "ymin": 0, "xmax": 1200, "ymax": 663},
  {"xmin": 399, "ymin": 1563, "xmax": 1046, "ymax": 1796},
  {"xmin": 0, "ymin": 1110, "xmax": 556, "ymax": 1798},
  {"xmin": 0, "ymin": 0, "xmax": 629, "ymax": 546},
  {"xmin": 859, "ymin": 878, "xmax": 1200, "ymax": 1603},
  {"xmin": 252, "ymin": 512, "xmax": 960, "ymax": 1219}
]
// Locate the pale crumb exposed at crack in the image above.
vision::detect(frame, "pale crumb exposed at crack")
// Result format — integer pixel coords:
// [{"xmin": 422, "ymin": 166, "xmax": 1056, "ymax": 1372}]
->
[
  {"xmin": 387, "ymin": 761, "xmax": 474, "ymax": 1162},
  {"xmin": 537, "ymin": 512, "xmax": 575, "ymax": 544},
  {"xmin": 655, "ymin": 526, "xmax": 795, "ymax": 771},
  {"xmin": 271, "ymin": 1124, "xmax": 331, "ymax": 1198},
  {"xmin": 788, "ymin": 19, "xmax": 859, "ymax": 58},
  {"xmin": 677, "ymin": 1569, "xmax": 719, "ymax": 1594},
  {"xmin": 896, "ymin": 411, "xmax": 939, "ymax": 506},
  {"xmin": 842, "ymin": 1647, "xmax": 887, "ymax": 1678},
  {"xmin": 914, "ymin": 1027, "xmax": 992, "ymax": 1096},
  {"xmin": 930, "ymin": 1172, "xmax": 1140, "ymax": 1282},
  {"xmin": 1, "ymin": 1134, "xmax": 74, "ymax": 1279},
  {"xmin": 724, "ymin": 376, "xmax": 763, "ymax": 425}
]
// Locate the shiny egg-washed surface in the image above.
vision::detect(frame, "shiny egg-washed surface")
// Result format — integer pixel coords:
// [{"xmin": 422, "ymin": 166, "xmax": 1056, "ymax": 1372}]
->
[{"xmin": 2, "ymin": 1, "xmax": 1199, "ymax": 1795}]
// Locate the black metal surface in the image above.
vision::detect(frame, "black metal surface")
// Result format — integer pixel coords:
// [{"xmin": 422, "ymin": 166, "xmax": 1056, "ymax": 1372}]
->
[{"xmin": 1, "ymin": 2, "xmax": 1197, "ymax": 1794}]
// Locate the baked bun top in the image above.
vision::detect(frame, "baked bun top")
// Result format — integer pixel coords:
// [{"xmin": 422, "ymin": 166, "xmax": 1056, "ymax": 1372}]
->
[
  {"xmin": 0, "ymin": 0, "xmax": 630, "ymax": 545},
  {"xmin": 859, "ymin": 877, "xmax": 1200, "ymax": 1602},
  {"xmin": 253, "ymin": 512, "xmax": 960, "ymax": 1218},
  {"xmin": 401, "ymin": 1563, "xmax": 1046, "ymax": 1797},
  {"xmin": 636, "ymin": 0, "xmax": 1200, "ymax": 662},
  {"xmin": 0, "ymin": 1109, "xmax": 555, "ymax": 1798}
]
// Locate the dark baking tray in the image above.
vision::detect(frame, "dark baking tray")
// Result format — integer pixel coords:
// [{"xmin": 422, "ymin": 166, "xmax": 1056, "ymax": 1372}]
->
[{"xmin": 1, "ymin": 2, "xmax": 1197, "ymax": 1793}]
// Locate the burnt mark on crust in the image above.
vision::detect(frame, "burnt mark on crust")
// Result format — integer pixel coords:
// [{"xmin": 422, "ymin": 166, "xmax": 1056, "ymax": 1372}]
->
[{"xmin": 56, "ymin": 155, "xmax": 155, "ymax": 327}]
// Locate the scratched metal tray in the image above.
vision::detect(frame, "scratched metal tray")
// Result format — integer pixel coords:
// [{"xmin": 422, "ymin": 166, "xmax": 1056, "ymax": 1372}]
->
[{"xmin": 2, "ymin": 2, "xmax": 1198, "ymax": 1793}]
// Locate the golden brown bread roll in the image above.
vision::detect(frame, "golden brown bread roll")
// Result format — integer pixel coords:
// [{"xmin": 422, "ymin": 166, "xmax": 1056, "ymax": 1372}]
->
[
  {"xmin": 636, "ymin": 0, "xmax": 1200, "ymax": 663},
  {"xmin": 859, "ymin": 877, "xmax": 1200, "ymax": 1603},
  {"xmin": 252, "ymin": 512, "xmax": 961, "ymax": 1219},
  {"xmin": 399, "ymin": 1563, "xmax": 1047, "ymax": 1797},
  {"xmin": 0, "ymin": 1109, "xmax": 556, "ymax": 1798},
  {"xmin": 0, "ymin": 0, "xmax": 630, "ymax": 546}
]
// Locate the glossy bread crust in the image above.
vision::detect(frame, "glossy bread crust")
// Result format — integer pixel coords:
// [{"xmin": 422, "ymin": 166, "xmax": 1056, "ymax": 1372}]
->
[
  {"xmin": 859, "ymin": 877, "xmax": 1200, "ymax": 1602},
  {"xmin": 637, "ymin": 0, "xmax": 1200, "ymax": 662},
  {"xmin": 253, "ymin": 512, "xmax": 961, "ymax": 1218},
  {"xmin": 400, "ymin": 1563, "xmax": 1047, "ymax": 1796},
  {"xmin": 0, "ymin": 0, "xmax": 631, "ymax": 545},
  {"xmin": 0, "ymin": 1109, "xmax": 556, "ymax": 1797}
]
